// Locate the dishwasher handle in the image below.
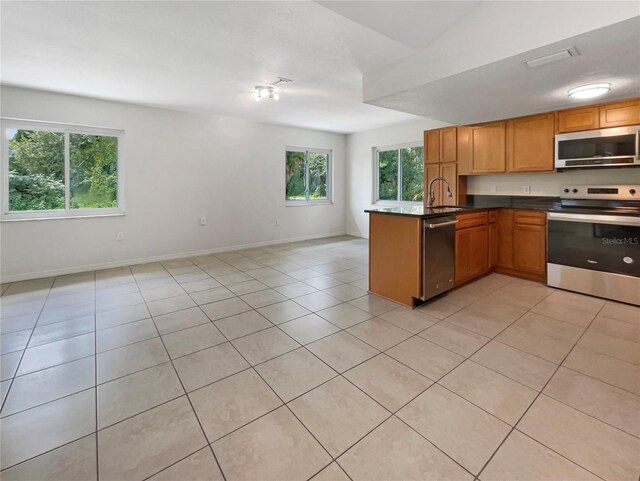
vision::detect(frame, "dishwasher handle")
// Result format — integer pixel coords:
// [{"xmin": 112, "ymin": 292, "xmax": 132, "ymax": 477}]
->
[{"xmin": 425, "ymin": 219, "xmax": 458, "ymax": 229}]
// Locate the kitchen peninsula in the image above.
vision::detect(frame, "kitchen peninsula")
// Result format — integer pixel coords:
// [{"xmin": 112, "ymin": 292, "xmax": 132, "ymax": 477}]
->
[{"xmin": 366, "ymin": 97, "xmax": 640, "ymax": 307}]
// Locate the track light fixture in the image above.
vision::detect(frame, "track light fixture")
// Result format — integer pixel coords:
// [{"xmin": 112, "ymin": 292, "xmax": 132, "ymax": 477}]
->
[{"xmin": 254, "ymin": 77, "xmax": 292, "ymax": 101}]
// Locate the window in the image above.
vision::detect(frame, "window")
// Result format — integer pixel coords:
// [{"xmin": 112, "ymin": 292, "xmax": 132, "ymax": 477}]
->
[
  {"xmin": 285, "ymin": 148, "xmax": 331, "ymax": 204},
  {"xmin": 1, "ymin": 119, "xmax": 123, "ymax": 220},
  {"xmin": 375, "ymin": 144, "xmax": 423, "ymax": 203}
]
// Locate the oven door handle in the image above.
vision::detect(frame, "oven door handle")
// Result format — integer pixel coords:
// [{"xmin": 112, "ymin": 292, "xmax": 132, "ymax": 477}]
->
[{"xmin": 548, "ymin": 212, "xmax": 640, "ymax": 227}]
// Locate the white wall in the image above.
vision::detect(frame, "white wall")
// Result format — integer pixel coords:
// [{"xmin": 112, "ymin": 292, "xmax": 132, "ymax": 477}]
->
[
  {"xmin": 467, "ymin": 169, "xmax": 640, "ymax": 197},
  {"xmin": 345, "ymin": 118, "xmax": 450, "ymax": 238},
  {"xmin": 0, "ymin": 87, "xmax": 346, "ymax": 281}
]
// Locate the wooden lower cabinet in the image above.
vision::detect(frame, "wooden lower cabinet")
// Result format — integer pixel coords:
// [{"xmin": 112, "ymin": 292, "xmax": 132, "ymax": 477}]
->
[
  {"xmin": 489, "ymin": 221, "xmax": 498, "ymax": 268},
  {"xmin": 455, "ymin": 213, "xmax": 489, "ymax": 285},
  {"xmin": 496, "ymin": 209, "xmax": 547, "ymax": 281},
  {"xmin": 497, "ymin": 209, "xmax": 514, "ymax": 268},
  {"xmin": 368, "ymin": 213, "xmax": 422, "ymax": 307},
  {"xmin": 513, "ymin": 224, "xmax": 546, "ymax": 275}
]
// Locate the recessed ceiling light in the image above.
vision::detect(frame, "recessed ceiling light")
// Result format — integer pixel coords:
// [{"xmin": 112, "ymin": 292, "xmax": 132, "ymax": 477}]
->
[{"xmin": 568, "ymin": 83, "xmax": 611, "ymax": 99}]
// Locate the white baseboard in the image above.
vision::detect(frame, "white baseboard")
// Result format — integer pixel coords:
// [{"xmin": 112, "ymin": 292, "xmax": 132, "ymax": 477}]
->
[{"xmin": 1, "ymin": 231, "xmax": 348, "ymax": 283}]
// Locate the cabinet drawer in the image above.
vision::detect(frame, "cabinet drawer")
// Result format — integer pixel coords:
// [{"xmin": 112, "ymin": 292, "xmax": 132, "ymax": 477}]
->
[
  {"xmin": 514, "ymin": 210, "xmax": 546, "ymax": 225},
  {"xmin": 456, "ymin": 211, "xmax": 488, "ymax": 229},
  {"xmin": 488, "ymin": 210, "xmax": 498, "ymax": 223}
]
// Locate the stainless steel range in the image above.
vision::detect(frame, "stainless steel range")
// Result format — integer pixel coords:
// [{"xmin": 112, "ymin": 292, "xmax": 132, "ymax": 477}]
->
[{"xmin": 547, "ymin": 184, "xmax": 640, "ymax": 306}]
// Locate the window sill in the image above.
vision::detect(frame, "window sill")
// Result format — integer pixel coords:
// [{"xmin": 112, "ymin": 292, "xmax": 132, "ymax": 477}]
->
[
  {"xmin": 1, "ymin": 212, "xmax": 125, "ymax": 222},
  {"xmin": 285, "ymin": 201, "xmax": 333, "ymax": 207}
]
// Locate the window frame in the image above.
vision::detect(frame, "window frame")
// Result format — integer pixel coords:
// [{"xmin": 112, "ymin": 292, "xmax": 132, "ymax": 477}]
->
[
  {"xmin": 1, "ymin": 118, "xmax": 125, "ymax": 221},
  {"xmin": 373, "ymin": 141, "xmax": 424, "ymax": 205},
  {"xmin": 285, "ymin": 146, "xmax": 332, "ymax": 206}
]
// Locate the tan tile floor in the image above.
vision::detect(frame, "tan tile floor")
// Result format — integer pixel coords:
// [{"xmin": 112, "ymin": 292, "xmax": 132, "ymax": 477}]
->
[{"xmin": 1, "ymin": 235, "xmax": 639, "ymax": 481}]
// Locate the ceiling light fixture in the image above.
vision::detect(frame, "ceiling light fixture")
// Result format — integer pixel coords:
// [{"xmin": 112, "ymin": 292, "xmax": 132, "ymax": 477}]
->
[
  {"xmin": 568, "ymin": 83, "xmax": 611, "ymax": 99},
  {"xmin": 254, "ymin": 77, "xmax": 292, "ymax": 102}
]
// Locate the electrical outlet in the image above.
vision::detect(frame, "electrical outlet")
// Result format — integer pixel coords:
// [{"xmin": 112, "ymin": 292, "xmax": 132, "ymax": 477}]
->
[
  {"xmin": 200, "ymin": 217, "xmax": 206, "ymax": 226},
  {"xmin": 491, "ymin": 185, "xmax": 497, "ymax": 193},
  {"xmin": 116, "ymin": 232, "xmax": 124, "ymax": 241},
  {"xmin": 523, "ymin": 185, "xmax": 531, "ymax": 194},
  {"xmin": 276, "ymin": 218, "xmax": 281, "ymax": 226}
]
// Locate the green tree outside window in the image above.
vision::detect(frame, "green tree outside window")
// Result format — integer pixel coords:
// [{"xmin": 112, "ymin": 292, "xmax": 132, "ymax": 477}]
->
[
  {"xmin": 6, "ymin": 127, "xmax": 119, "ymax": 212},
  {"xmin": 286, "ymin": 149, "xmax": 329, "ymax": 202},
  {"xmin": 377, "ymin": 146, "xmax": 423, "ymax": 202}
]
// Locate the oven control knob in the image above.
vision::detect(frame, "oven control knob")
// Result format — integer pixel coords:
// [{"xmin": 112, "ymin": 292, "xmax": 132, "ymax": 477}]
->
[
  {"xmin": 572, "ymin": 188, "xmax": 578, "ymax": 193},
  {"xmin": 563, "ymin": 188, "xmax": 570, "ymax": 193},
  {"xmin": 630, "ymin": 189, "xmax": 636, "ymax": 195},
  {"xmin": 623, "ymin": 257, "xmax": 634, "ymax": 264}
]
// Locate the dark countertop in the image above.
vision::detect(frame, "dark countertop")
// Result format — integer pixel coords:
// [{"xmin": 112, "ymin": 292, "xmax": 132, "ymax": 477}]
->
[
  {"xmin": 365, "ymin": 196, "xmax": 559, "ymax": 218},
  {"xmin": 364, "ymin": 205, "xmax": 468, "ymax": 218}
]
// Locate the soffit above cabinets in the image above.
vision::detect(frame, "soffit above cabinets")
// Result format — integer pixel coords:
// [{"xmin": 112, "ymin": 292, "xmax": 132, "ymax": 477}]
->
[
  {"xmin": 362, "ymin": 3, "xmax": 640, "ymax": 125},
  {"xmin": 316, "ymin": 1, "xmax": 481, "ymax": 50}
]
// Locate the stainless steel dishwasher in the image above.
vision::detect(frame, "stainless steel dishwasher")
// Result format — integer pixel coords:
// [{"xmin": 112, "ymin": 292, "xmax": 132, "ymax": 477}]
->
[{"xmin": 422, "ymin": 216, "xmax": 457, "ymax": 301}]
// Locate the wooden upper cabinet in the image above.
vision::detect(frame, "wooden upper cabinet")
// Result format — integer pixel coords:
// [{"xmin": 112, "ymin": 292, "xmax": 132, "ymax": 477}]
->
[
  {"xmin": 507, "ymin": 113, "xmax": 555, "ymax": 172},
  {"xmin": 439, "ymin": 127, "xmax": 457, "ymax": 163},
  {"xmin": 600, "ymin": 100, "xmax": 640, "ymax": 128},
  {"xmin": 424, "ymin": 163, "xmax": 440, "ymax": 206},
  {"xmin": 424, "ymin": 129, "xmax": 440, "ymax": 164},
  {"xmin": 425, "ymin": 127, "xmax": 457, "ymax": 164},
  {"xmin": 557, "ymin": 106, "xmax": 600, "ymax": 132},
  {"xmin": 424, "ymin": 163, "xmax": 457, "ymax": 207},
  {"xmin": 456, "ymin": 126, "xmax": 471, "ymax": 175},
  {"xmin": 439, "ymin": 163, "xmax": 457, "ymax": 206},
  {"xmin": 469, "ymin": 121, "xmax": 506, "ymax": 173}
]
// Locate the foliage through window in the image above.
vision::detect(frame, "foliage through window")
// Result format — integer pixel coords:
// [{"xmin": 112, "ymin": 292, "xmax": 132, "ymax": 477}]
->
[
  {"xmin": 286, "ymin": 148, "xmax": 330, "ymax": 203},
  {"xmin": 376, "ymin": 145, "xmax": 423, "ymax": 202},
  {"xmin": 2, "ymin": 120, "xmax": 122, "ymax": 219}
]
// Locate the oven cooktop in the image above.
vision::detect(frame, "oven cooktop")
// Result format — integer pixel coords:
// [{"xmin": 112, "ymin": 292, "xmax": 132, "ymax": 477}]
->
[{"xmin": 550, "ymin": 184, "xmax": 640, "ymax": 217}]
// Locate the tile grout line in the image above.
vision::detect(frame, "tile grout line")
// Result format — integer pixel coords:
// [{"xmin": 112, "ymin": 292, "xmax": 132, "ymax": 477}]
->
[
  {"xmin": 474, "ymin": 299, "xmax": 610, "ymax": 481},
  {"xmin": 132, "ymin": 260, "xmax": 230, "ymax": 481},
  {"xmin": 93, "ymin": 269, "xmax": 99, "ymax": 481},
  {"xmin": 0, "ymin": 277, "xmax": 55, "ymax": 414},
  {"xmin": 173, "ymin": 260, "xmax": 364, "ymax": 479},
  {"xmin": 251, "ymin": 300, "xmax": 479, "ymax": 480},
  {"xmin": 2, "ymin": 246, "xmax": 635, "ymax": 478}
]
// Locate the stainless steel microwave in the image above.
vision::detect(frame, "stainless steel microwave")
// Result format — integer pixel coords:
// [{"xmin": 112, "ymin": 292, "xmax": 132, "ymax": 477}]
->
[{"xmin": 555, "ymin": 125, "xmax": 640, "ymax": 169}]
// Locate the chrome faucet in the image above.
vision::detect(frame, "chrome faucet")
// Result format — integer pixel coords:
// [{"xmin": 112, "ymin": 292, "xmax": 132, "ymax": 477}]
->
[{"xmin": 426, "ymin": 177, "xmax": 453, "ymax": 207}]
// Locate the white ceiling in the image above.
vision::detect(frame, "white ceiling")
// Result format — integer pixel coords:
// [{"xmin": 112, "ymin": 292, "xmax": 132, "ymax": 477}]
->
[
  {"xmin": 2, "ymin": 1, "xmax": 638, "ymax": 133},
  {"xmin": 0, "ymin": 1, "xmax": 427, "ymax": 133},
  {"xmin": 316, "ymin": 1, "xmax": 481, "ymax": 50},
  {"xmin": 368, "ymin": 16, "xmax": 640, "ymax": 124}
]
